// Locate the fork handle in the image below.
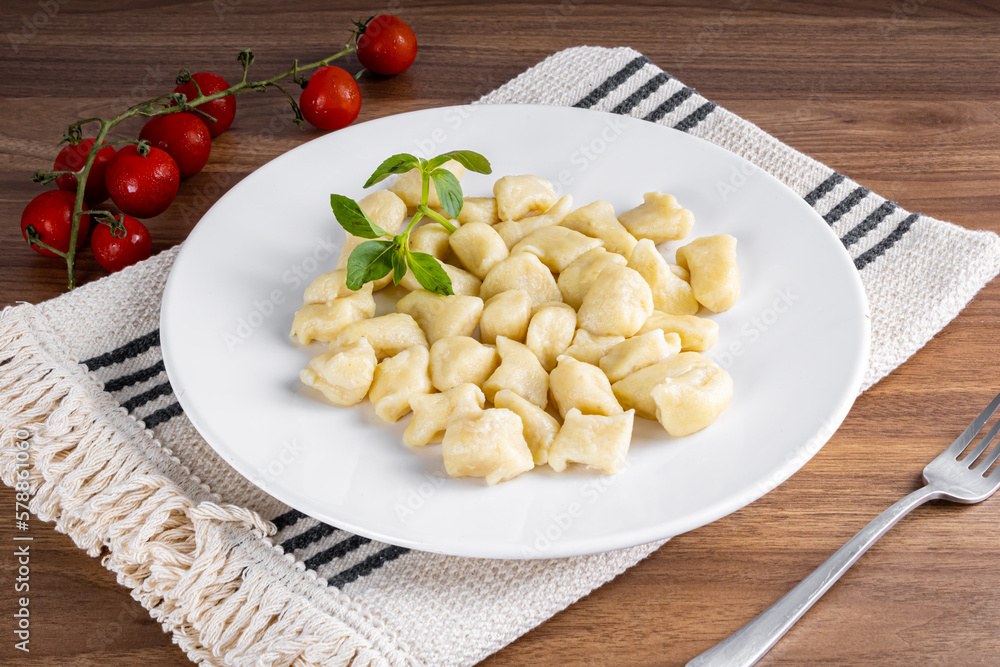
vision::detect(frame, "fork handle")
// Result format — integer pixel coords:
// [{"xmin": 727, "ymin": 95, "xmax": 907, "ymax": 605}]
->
[{"xmin": 687, "ymin": 485, "xmax": 941, "ymax": 667}]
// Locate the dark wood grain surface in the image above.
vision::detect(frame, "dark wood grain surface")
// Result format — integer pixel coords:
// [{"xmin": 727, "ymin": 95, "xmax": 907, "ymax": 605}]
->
[{"xmin": 2, "ymin": 1, "xmax": 1000, "ymax": 665}]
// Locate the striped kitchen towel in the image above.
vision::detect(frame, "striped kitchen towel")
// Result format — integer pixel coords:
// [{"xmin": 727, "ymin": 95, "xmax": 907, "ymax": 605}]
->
[{"xmin": 1, "ymin": 46, "xmax": 998, "ymax": 667}]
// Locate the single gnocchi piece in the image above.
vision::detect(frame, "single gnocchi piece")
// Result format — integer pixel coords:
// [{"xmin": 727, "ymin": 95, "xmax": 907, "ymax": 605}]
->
[
  {"xmin": 480, "ymin": 289, "xmax": 533, "ymax": 344},
  {"xmin": 562, "ymin": 328, "xmax": 625, "ymax": 365},
  {"xmin": 400, "ymin": 260, "xmax": 482, "ymax": 297},
  {"xmin": 511, "ymin": 225, "xmax": 603, "ymax": 273},
  {"xmin": 636, "ymin": 312, "xmax": 719, "ymax": 352},
  {"xmin": 303, "ymin": 268, "xmax": 354, "ymax": 305},
  {"xmin": 389, "ymin": 159, "xmax": 466, "ymax": 209},
  {"xmin": 442, "ymin": 408, "xmax": 534, "ymax": 484},
  {"xmin": 675, "ymin": 234, "xmax": 740, "ymax": 313},
  {"xmin": 549, "ymin": 355, "xmax": 623, "ymax": 419},
  {"xmin": 290, "ymin": 288, "xmax": 376, "ymax": 345},
  {"xmin": 482, "ymin": 336, "xmax": 549, "ymax": 407},
  {"xmin": 368, "ymin": 345, "xmax": 433, "ymax": 422},
  {"xmin": 448, "ymin": 221, "xmax": 510, "ymax": 280},
  {"xmin": 409, "ymin": 224, "xmax": 452, "ymax": 260},
  {"xmin": 525, "ymin": 301, "xmax": 577, "ymax": 372},
  {"xmin": 618, "ymin": 192, "xmax": 694, "ymax": 243},
  {"xmin": 493, "ymin": 194, "xmax": 573, "ymax": 249},
  {"xmin": 557, "ymin": 247, "xmax": 628, "ymax": 310},
  {"xmin": 493, "ymin": 389, "xmax": 560, "ymax": 466},
  {"xmin": 599, "ymin": 329, "xmax": 682, "ymax": 383},
  {"xmin": 651, "ymin": 354, "xmax": 733, "ymax": 437},
  {"xmin": 299, "ymin": 337, "xmax": 377, "ymax": 407},
  {"xmin": 336, "ymin": 190, "xmax": 408, "ymax": 290},
  {"xmin": 395, "ymin": 290, "xmax": 484, "ymax": 344},
  {"xmin": 611, "ymin": 351, "xmax": 727, "ymax": 420},
  {"xmin": 480, "ymin": 252, "xmax": 562, "ymax": 307},
  {"xmin": 335, "ymin": 313, "xmax": 428, "ymax": 360},
  {"xmin": 577, "ymin": 264, "xmax": 654, "ymax": 337},
  {"xmin": 457, "ymin": 197, "xmax": 499, "ymax": 225},
  {"xmin": 404, "ymin": 383, "xmax": 485, "ymax": 447},
  {"xmin": 560, "ymin": 200, "xmax": 637, "ymax": 258},
  {"xmin": 493, "ymin": 175, "xmax": 558, "ymax": 221},
  {"xmin": 547, "ymin": 408, "xmax": 634, "ymax": 474},
  {"xmin": 429, "ymin": 336, "xmax": 499, "ymax": 392},
  {"xmin": 627, "ymin": 239, "xmax": 699, "ymax": 315}
]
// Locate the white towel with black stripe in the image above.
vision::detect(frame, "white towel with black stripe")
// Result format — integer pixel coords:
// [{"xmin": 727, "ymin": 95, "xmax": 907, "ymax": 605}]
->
[{"xmin": 1, "ymin": 46, "xmax": 998, "ymax": 667}]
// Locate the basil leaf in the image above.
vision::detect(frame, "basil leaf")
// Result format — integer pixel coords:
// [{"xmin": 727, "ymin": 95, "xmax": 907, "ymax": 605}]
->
[
  {"xmin": 427, "ymin": 150, "xmax": 492, "ymax": 175},
  {"xmin": 429, "ymin": 168, "xmax": 464, "ymax": 219},
  {"xmin": 406, "ymin": 251, "xmax": 453, "ymax": 296},
  {"xmin": 345, "ymin": 239, "xmax": 394, "ymax": 290},
  {"xmin": 330, "ymin": 195, "xmax": 387, "ymax": 239},
  {"xmin": 363, "ymin": 153, "xmax": 420, "ymax": 188},
  {"xmin": 392, "ymin": 240, "xmax": 407, "ymax": 285}
]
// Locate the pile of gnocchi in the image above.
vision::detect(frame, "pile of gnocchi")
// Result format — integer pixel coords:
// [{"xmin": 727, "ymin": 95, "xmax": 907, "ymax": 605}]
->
[{"xmin": 292, "ymin": 161, "xmax": 739, "ymax": 485}]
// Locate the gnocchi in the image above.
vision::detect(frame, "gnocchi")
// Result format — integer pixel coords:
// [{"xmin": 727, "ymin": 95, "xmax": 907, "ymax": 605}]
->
[
  {"xmin": 429, "ymin": 336, "xmax": 499, "ymax": 392},
  {"xmin": 627, "ymin": 239, "xmax": 699, "ymax": 315},
  {"xmin": 404, "ymin": 383, "xmax": 485, "ymax": 447},
  {"xmin": 297, "ymin": 171, "xmax": 742, "ymax": 485},
  {"xmin": 561, "ymin": 200, "xmax": 637, "ymax": 258},
  {"xmin": 548, "ymin": 408, "xmax": 634, "ymax": 474},
  {"xmin": 549, "ymin": 354, "xmax": 623, "ymax": 419},
  {"xmin": 576, "ymin": 264, "xmax": 654, "ymax": 337},
  {"xmin": 675, "ymin": 234, "xmax": 740, "ymax": 313},
  {"xmin": 442, "ymin": 408, "xmax": 534, "ymax": 484},
  {"xmin": 618, "ymin": 192, "xmax": 694, "ymax": 243},
  {"xmin": 369, "ymin": 345, "xmax": 433, "ymax": 422},
  {"xmin": 525, "ymin": 301, "xmax": 576, "ymax": 372}
]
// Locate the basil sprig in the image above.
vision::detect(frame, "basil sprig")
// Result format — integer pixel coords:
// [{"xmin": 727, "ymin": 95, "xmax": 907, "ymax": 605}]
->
[{"xmin": 332, "ymin": 150, "xmax": 492, "ymax": 295}]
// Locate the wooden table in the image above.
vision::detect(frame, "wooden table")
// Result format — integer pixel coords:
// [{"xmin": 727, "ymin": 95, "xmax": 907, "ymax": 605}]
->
[{"xmin": 2, "ymin": 1, "xmax": 999, "ymax": 664}]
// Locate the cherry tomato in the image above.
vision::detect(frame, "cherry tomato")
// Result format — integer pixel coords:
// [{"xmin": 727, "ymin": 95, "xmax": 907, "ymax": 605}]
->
[
  {"xmin": 173, "ymin": 72, "xmax": 236, "ymax": 137},
  {"xmin": 92, "ymin": 214, "xmax": 152, "ymax": 272},
  {"xmin": 54, "ymin": 139, "xmax": 116, "ymax": 205},
  {"xmin": 299, "ymin": 66, "xmax": 361, "ymax": 131},
  {"xmin": 356, "ymin": 15, "xmax": 417, "ymax": 75},
  {"xmin": 139, "ymin": 113, "xmax": 211, "ymax": 179},
  {"xmin": 20, "ymin": 190, "xmax": 91, "ymax": 258},
  {"xmin": 105, "ymin": 145, "xmax": 180, "ymax": 218}
]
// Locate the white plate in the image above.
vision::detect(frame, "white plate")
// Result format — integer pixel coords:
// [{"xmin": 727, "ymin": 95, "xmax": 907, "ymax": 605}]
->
[{"xmin": 161, "ymin": 104, "xmax": 869, "ymax": 559}]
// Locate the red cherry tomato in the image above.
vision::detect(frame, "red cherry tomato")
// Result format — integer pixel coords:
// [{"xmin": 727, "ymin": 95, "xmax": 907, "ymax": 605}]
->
[
  {"xmin": 356, "ymin": 15, "xmax": 417, "ymax": 75},
  {"xmin": 299, "ymin": 66, "xmax": 362, "ymax": 131},
  {"xmin": 139, "ymin": 113, "xmax": 211, "ymax": 179},
  {"xmin": 54, "ymin": 139, "xmax": 116, "ymax": 205},
  {"xmin": 20, "ymin": 190, "xmax": 91, "ymax": 258},
  {"xmin": 92, "ymin": 214, "xmax": 152, "ymax": 272},
  {"xmin": 105, "ymin": 145, "xmax": 180, "ymax": 218},
  {"xmin": 173, "ymin": 72, "xmax": 236, "ymax": 137}
]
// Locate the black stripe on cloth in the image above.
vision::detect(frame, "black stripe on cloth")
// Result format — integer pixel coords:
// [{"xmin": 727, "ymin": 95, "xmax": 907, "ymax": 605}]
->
[
  {"xmin": 280, "ymin": 521, "xmax": 338, "ymax": 553},
  {"xmin": 823, "ymin": 186, "xmax": 870, "ymax": 225},
  {"xmin": 673, "ymin": 102, "xmax": 717, "ymax": 132},
  {"xmin": 104, "ymin": 360, "xmax": 166, "ymax": 393},
  {"xmin": 326, "ymin": 545, "xmax": 409, "ymax": 589},
  {"xmin": 803, "ymin": 173, "xmax": 846, "ymax": 206},
  {"xmin": 271, "ymin": 509, "xmax": 306, "ymax": 531},
  {"xmin": 841, "ymin": 200, "xmax": 898, "ymax": 248},
  {"xmin": 305, "ymin": 535, "xmax": 371, "ymax": 570},
  {"xmin": 573, "ymin": 55, "xmax": 651, "ymax": 109},
  {"xmin": 854, "ymin": 212, "xmax": 920, "ymax": 271},
  {"xmin": 142, "ymin": 402, "xmax": 183, "ymax": 429},
  {"xmin": 610, "ymin": 71, "xmax": 672, "ymax": 115},
  {"xmin": 82, "ymin": 329, "xmax": 160, "ymax": 370},
  {"xmin": 643, "ymin": 87, "xmax": 696, "ymax": 123},
  {"xmin": 122, "ymin": 381, "xmax": 173, "ymax": 412}
]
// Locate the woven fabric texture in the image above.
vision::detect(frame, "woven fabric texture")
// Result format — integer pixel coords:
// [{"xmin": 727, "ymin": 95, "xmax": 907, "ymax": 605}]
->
[{"xmin": 1, "ymin": 46, "xmax": 998, "ymax": 666}]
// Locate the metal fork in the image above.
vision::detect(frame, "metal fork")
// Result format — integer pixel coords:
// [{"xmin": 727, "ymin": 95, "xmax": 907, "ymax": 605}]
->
[{"xmin": 688, "ymin": 391, "xmax": 1000, "ymax": 667}]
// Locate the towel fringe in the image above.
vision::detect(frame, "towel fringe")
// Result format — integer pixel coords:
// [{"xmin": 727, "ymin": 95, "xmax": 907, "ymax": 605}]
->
[{"xmin": 0, "ymin": 305, "xmax": 415, "ymax": 667}]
